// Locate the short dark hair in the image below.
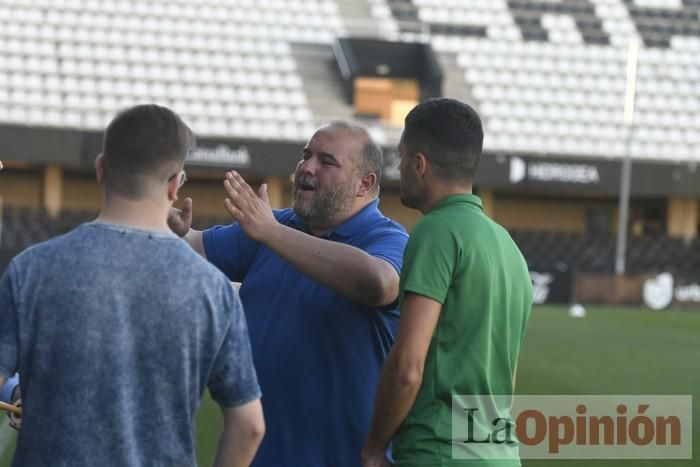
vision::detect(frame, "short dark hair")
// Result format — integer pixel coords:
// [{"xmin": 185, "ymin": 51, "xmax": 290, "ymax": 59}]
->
[
  {"xmin": 403, "ymin": 98, "xmax": 483, "ymax": 184},
  {"xmin": 102, "ymin": 104, "xmax": 194, "ymax": 199},
  {"xmin": 327, "ymin": 121, "xmax": 383, "ymax": 194}
]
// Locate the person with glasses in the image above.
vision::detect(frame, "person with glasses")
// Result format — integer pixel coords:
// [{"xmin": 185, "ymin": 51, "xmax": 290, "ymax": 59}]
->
[
  {"xmin": 0, "ymin": 104, "xmax": 264, "ymax": 467},
  {"xmin": 169, "ymin": 121, "xmax": 409, "ymax": 467},
  {"xmin": 170, "ymin": 169, "xmax": 188, "ymax": 188}
]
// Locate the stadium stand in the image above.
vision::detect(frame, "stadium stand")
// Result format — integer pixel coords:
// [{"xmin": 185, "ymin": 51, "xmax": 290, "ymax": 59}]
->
[
  {"xmin": 0, "ymin": 0, "xmax": 343, "ymax": 139},
  {"xmin": 0, "ymin": 0, "xmax": 697, "ymax": 157},
  {"xmin": 369, "ymin": 0, "xmax": 700, "ymax": 161}
]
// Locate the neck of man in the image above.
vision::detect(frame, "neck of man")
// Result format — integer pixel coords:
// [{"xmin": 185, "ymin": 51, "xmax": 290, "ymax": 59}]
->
[
  {"xmin": 420, "ymin": 183, "xmax": 472, "ymax": 214},
  {"xmin": 97, "ymin": 192, "xmax": 171, "ymax": 232}
]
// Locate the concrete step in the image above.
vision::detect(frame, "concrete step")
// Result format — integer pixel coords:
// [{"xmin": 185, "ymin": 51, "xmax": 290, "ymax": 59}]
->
[
  {"xmin": 335, "ymin": 0, "xmax": 382, "ymax": 38},
  {"xmin": 290, "ymin": 43, "xmax": 356, "ymax": 124},
  {"xmin": 436, "ymin": 52, "xmax": 480, "ymax": 110}
]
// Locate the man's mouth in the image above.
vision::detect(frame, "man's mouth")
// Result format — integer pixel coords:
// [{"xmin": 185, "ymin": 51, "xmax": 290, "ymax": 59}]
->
[{"xmin": 296, "ymin": 178, "xmax": 317, "ymax": 193}]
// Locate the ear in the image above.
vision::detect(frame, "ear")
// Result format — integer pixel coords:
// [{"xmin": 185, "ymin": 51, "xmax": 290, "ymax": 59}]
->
[
  {"xmin": 356, "ymin": 172, "xmax": 378, "ymax": 197},
  {"xmin": 166, "ymin": 174, "xmax": 179, "ymax": 202},
  {"xmin": 94, "ymin": 153, "xmax": 105, "ymax": 184},
  {"xmin": 415, "ymin": 153, "xmax": 429, "ymax": 178}
]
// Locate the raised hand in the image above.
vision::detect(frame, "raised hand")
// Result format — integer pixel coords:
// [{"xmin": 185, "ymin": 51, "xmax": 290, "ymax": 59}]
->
[
  {"xmin": 223, "ymin": 171, "xmax": 277, "ymax": 243},
  {"xmin": 168, "ymin": 197, "xmax": 193, "ymax": 237}
]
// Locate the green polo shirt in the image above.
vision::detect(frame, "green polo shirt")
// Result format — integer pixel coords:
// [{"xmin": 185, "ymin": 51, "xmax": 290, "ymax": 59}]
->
[{"xmin": 393, "ymin": 194, "xmax": 532, "ymax": 467}]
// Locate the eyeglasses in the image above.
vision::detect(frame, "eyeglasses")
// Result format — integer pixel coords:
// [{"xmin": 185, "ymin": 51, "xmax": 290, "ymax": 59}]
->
[{"xmin": 168, "ymin": 170, "xmax": 188, "ymax": 188}]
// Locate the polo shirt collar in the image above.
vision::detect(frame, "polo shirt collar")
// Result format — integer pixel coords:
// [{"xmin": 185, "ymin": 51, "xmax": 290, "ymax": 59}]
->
[
  {"xmin": 430, "ymin": 193, "xmax": 482, "ymax": 213},
  {"xmin": 288, "ymin": 198, "xmax": 382, "ymax": 238}
]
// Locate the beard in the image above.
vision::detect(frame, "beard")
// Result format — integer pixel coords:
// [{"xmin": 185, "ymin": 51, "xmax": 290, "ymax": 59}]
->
[
  {"xmin": 399, "ymin": 180, "xmax": 421, "ymax": 210},
  {"xmin": 292, "ymin": 174, "xmax": 355, "ymax": 229}
]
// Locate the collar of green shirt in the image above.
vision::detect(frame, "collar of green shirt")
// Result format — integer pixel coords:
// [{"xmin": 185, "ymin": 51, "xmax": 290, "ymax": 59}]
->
[{"xmin": 429, "ymin": 193, "xmax": 482, "ymax": 213}]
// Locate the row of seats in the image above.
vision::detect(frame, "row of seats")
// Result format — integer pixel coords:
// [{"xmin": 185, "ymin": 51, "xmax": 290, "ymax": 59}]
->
[
  {"xmin": 510, "ymin": 229, "xmax": 700, "ymax": 276},
  {"xmin": 0, "ymin": 54, "xmax": 299, "ymax": 74},
  {"xmin": 3, "ymin": 206, "xmax": 699, "ymax": 278},
  {"xmin": 1, "ymin": 1, "xmax": 342, "ymax": 15},
  {"xmin": 0, "ymin": 107, "xmax": 315, "ymax": 138},
  {"xmin": 0, "ymin": 73, "xmax": 304, "ymax": 95},
  {"xmin": 0, "ymin": 207, "xmax": 234, "ymax": 257}
]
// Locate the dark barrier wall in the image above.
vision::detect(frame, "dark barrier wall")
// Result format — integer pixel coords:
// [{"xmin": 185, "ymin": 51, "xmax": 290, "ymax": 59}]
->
[
  {"xmin": 575, "ymin": 273, "xmax": 645, "ymax": 305},
  {"xmin": 384, "ymin": 149, "xmax": 700, "ymax": 197},
  {"xmin": 2, "ymin": 125, "xmax": 304, "ymax": 177},
  {"xmin": 0, "ymin": 125, "xmax": 84, "ymax": 166},
  {"xmin": 6, "ymin": 123, "xmax": 700, "ymax": 197},
  {"xmin": 576, "ymin": 272, "xmax": 700, "ymax": 309},
  {"xmin": 476, "ymin": 153, "xmax": 700, "ymax": 197},
  {"xmin": 81, "ymin": 131, "xmax": 304, "ymax": 176}
]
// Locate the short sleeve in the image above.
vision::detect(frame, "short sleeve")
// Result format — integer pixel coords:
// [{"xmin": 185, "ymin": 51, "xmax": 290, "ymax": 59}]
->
[
  {"xmin": 0, "ymin": 373, "xmax": 19, "ymax": 403},
  {"xmin": 203, "ymin": 210, "xmax": 292, "ymax": 282},
  {"xmin": 362, "ymin": 225, "xmax": 409, "ymax": 275},
  {"xmin": 0, "ymin": 266, "xmax": 19, "ymax": 379},
  {"xmin": 400, "ymin": 216, "xmax": 457, "ymax": 305},
  {"xmin": 202, "ymin": 222, "xmax": 246, "ymax": 282},
  {"xmin": 208, "ymin": 288, "xmax": 261, "ymax": 408}
]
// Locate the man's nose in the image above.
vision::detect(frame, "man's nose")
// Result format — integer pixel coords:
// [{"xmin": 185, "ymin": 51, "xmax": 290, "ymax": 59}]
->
[{"xmin": 298, "ymin": 156, "xmax": 320, "ymax": 174}]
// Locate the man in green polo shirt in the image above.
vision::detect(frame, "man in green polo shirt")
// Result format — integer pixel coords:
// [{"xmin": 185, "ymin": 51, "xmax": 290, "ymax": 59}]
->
[{"xmin": 362, "ymin": 98, "xmax": 532, "ymax": 467}]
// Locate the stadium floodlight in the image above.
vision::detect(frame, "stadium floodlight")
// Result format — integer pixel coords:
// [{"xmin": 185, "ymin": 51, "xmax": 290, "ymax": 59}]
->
[{"xmin": 615, "ymin": 41, "xmax": 640, "ymax": 276}]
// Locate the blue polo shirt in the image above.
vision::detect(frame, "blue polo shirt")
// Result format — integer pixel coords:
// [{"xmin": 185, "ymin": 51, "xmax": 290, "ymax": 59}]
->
[{"xmin": 203, "ymin": 199, "xmax": 408, "ymax": 467}]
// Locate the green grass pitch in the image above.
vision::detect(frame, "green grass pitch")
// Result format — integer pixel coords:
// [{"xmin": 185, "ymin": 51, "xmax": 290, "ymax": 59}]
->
[{"xmin": 1, "ymin": 306, "xmax": 698, "ymax": 466}]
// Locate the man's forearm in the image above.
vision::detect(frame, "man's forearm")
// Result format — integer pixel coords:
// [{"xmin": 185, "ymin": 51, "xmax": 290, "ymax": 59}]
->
[
  {"xmin": 214, "ymin": 401, "xmax": 265, "ymax": 467},
  {"xmin": 363, "ymin": 354, "xmax": 423, "ymax": 458},
  {"xmin": 264, "ymin": 223, "xmax": 398, "ymax": 307},
  {"xmin": 213, "ymin": 425, "xmax": 260, "ymax": 467}
]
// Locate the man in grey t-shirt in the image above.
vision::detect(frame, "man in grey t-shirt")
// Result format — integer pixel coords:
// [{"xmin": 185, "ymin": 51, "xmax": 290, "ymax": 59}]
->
[{"xmin": 0, "ymin": 105, "xmax": 264, "ymax": 466}]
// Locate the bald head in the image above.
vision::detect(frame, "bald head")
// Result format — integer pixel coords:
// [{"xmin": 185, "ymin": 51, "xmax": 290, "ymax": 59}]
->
[{"xmin": 324, "ymin": 121, "xmax": 383, "ymax": 195}]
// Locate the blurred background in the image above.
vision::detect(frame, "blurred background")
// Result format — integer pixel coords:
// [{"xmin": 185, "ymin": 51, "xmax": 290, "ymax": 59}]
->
[{"xmin": 0, "ymin": 1, "xmax": 698, "ymax": 466}]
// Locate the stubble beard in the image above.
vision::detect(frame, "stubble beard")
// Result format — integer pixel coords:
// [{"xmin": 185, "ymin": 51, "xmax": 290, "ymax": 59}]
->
[{"xmin": 292, "ymin": 178, "xmax": 355, "ymax": 230}]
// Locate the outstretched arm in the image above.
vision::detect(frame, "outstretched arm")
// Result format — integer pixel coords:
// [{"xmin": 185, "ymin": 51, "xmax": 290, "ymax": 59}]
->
[{"xmin": 223, "ymin": 171, "xmax": 400, "ymax": 307}]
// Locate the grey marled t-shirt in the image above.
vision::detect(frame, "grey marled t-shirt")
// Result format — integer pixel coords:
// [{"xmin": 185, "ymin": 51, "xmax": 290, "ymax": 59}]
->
[{"xmin": 0, "ymin": 222, "xmax": 260, "ymax": 466}]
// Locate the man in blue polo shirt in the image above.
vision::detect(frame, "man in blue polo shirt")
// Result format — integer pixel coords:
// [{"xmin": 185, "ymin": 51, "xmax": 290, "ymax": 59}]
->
[{"xmin": 169, "ymin": 121, "xmax": 408, "ymax": 466}]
